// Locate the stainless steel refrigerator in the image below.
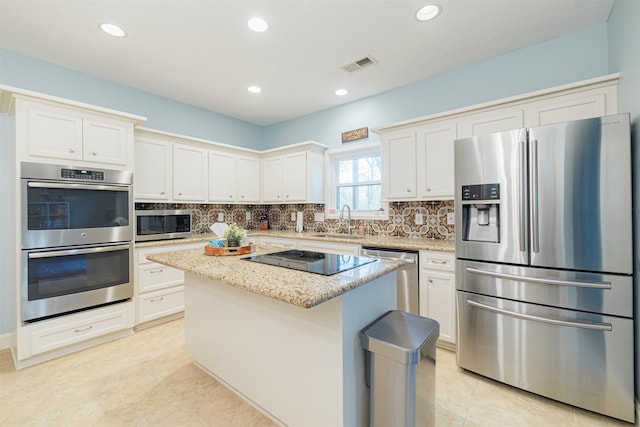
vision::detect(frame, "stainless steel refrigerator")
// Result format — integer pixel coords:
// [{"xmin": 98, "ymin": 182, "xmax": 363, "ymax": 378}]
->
[{"xmin": 454, "ymin": 113, "xmax": 634, "ymax": 423}]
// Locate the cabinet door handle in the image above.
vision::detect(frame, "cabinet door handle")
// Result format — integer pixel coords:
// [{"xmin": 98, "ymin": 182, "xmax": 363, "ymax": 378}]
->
[
  {"xmin": 150, "ymin": 297, "xmax": 164, "ymax": 303},
  {"xmin": 430, "ymin": 260, "xmax": 449, "ymax": 265},
  {"xmin": 149, "ymin": 268, "xmax": 164, "ymax": 274},
  {"xmin": 74, "ymin": 325, "xmax": 93, "ymax": 333}
]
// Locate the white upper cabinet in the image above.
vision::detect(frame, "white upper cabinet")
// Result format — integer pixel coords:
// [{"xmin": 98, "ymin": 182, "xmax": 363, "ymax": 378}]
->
[
  {"xmin": 173, "ymin": 144, "xmax": 207, "ymax": 202},
  {"xmin": 381, "ymin": 122, "xmax": 456, "ymax": 201},
  {"xmin": 381, "ymin": 129, "xmax": 417, "ymax": 200},
  {"xmin": 14, "ymin": 97, "xmax": 140, "ymax": 168},
  {"xmin": 209, "ymin": 151, "xmax": 260, "ymax": 203},
  {"xmin": 82, "ymin": 117, "xmax": 129, "ymax": 165},
  {"xmin": 262, "ymin": 142, "xmax": 326, "ymax": 204},
  {"xmin": 208, "ymin": 151, "xmax": 237, "ymax": 202},
  {"xmin": 134, "ymin": 137, "xmax": 171, "ymax": 201},
  {"xmin": 262, "ymin": 157, "xmax": 284, "ymax": 202},
  {"xmin": 457, "ymin": 108, "xmax": 524, "ymax": 139},
  {"xmin": 282, "ymin": 152, "xmax": 308, "ymax": 202},
  {"xmin": 416, "ymin": 120, "xmax": 456, "ymax": 200},
  {"xmin": 236, "ymin": 155, "xmax": 260, "ymax": 202},
  {"xmin": 524, "ymin": 87, "xmax": 614, "ymax": 127}
]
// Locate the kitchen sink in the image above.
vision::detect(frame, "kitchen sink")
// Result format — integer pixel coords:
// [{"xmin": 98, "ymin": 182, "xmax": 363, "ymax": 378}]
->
[{"xmin": 317, "ymin": 234, "xmax": 362, "ymax": 240}]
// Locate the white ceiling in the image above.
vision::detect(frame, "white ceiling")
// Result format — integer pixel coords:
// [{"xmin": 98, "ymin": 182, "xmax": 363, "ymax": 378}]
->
[{"xmin": 0, "ymin": 0, "xmax": 614, "ymax": 126}]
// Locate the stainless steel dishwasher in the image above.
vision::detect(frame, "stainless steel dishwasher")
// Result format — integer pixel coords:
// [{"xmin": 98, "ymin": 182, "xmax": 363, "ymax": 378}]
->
[{"xmin": 360, "ymin": 246, "xmax": 419, "ymax": 315}]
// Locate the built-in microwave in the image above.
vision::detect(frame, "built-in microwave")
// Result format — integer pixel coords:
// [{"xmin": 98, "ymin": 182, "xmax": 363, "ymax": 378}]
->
[{"xmin": 134, "ymin": 210, "xmax": 192, "ymax": 241}]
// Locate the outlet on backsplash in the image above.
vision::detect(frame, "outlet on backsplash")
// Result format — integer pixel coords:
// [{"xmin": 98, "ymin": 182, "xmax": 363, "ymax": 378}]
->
[
  {"xmin": 217, "ymin": 212, "xmax": 224, "ymax": 222},
  {"xmin": 415, "ymin": 213, "xmax": 423, "ymax": 225},
  {"xmin": 447, "ymin": 212, "xmax": 455, "ymax": 225}
]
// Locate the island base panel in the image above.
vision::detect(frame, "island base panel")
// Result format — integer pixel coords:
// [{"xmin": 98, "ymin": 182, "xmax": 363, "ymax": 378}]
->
[{"xmin": 184, "ymin": 271, "xmax": 397, "ymax": 427}]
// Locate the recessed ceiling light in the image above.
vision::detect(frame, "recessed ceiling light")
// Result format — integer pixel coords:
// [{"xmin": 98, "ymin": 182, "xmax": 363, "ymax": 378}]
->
[
  {"xmin": 335, "ymin": 89, "xmax": 348, "ymax": 96},
  {"xmin": 248, "ymin": 17, "xmax": 269, "ymax": 32},
  {"xmin": 248, "ymin": 86, "xmax": 262, "ymax": 94},
  {"xmin": 99, "ymin": 23, "xmax": 126, "ymax": 37},
  {"xmin": 416, "ymin": 4, "xmax": 441, "ymax": 21}
]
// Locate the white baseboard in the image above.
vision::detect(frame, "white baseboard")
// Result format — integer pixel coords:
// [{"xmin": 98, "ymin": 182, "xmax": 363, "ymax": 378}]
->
[{"xmin": 0, "ymin": 332, "xmax": 12, "ymax": 350}]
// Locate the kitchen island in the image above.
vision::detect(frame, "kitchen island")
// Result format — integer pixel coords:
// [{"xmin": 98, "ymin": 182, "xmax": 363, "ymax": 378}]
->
[{"xmin": 147, "ymin": 245, "xmax": 401, "ymax": 427}]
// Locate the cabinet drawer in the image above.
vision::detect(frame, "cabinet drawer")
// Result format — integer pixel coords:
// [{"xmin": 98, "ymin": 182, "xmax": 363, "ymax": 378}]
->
[
  {"xmin": 138, "ymin": 262, "xmax": 184, "ymax": 293},
  {"xmin": 420, "ymin": 251, "xmax": 454, "ymax": 272},
  {"xmin": 23, "ymin": 303, "xmax": 133, "ymax": 358},
  {"xmin": 137, "ymin": 286, "xmax": 184, "ymax": 324}
]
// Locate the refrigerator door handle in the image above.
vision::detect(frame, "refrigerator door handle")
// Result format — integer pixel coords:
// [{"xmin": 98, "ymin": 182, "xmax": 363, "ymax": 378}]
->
[
  {"xmin": 466, "ymin": 299, "xmax": 613, "ymax": 331},
  {"xmin": 518, "ymin": 140, "xmax": 528, "ymax": 252},
  {"xmin": 530, "ymin": 139, "xmax": 540, "ymax": 253},
  {"xmin": 466, "ymin": 266, "xmax": 612, "ymax": 289}
]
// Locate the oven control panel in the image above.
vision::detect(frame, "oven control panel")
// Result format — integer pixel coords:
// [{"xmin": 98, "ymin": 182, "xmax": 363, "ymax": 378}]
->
[{"xmin": 61, "ymin": 168, "xmax": 105, "ymax": 181}]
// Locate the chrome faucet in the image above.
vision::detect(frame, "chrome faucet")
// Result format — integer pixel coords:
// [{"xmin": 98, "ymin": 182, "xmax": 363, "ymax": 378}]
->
[{"xmin": 339, "ymin": 204, "xmax": 355, "ymax": 235}]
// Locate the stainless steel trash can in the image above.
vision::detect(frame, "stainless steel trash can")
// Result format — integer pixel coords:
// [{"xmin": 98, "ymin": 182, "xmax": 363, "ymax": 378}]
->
[{"xmin": 360, "ymin": 310, "xmax": 439, "ymax": 427}]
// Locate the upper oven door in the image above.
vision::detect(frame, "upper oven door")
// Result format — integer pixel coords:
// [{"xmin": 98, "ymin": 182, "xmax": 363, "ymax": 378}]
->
[{"xmin": 22, "ymin": 180, "xmax": 133, "ymax": 249}]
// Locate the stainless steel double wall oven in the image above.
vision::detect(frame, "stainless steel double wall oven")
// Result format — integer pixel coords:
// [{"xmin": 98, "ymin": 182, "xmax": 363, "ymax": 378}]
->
[{"xmin": 21, "ymin": 162, "xmax": 134, "ymax": 323}]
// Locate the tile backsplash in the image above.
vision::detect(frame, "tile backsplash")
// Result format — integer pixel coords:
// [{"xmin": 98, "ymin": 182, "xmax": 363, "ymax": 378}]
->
[{"xmin": 135, "ymin": 201, "xmax": 455, "ymax": 240}]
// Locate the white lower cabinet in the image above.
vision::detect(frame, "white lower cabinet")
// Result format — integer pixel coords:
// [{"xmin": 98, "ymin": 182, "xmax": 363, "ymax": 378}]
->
[
  {"xmin": 135, "ymin": 242, "xmax": 203, "ymax": 326},
  {"xmin": 16, "ymin": 301, "xmax": 134, "ymax": 365},
  {"xmin": 297, "ymin": 240, "xmax": 360, "ymax": 256},
  {"xmin": 419, "ymin": 251, "xmax": 456, "ymax": 347},
  {"xmin": 138, "ymin": 286, "xmax": 186, "ymax": 324},
  {"xmin": 253, "ymin": 236, "xmax": 298, "ymax": 249}
]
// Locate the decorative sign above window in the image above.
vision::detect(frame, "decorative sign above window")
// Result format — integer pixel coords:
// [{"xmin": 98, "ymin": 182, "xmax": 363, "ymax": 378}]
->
[{"xmin": 341, "ymin": 127, "xmax": 368, "ymax": 143}]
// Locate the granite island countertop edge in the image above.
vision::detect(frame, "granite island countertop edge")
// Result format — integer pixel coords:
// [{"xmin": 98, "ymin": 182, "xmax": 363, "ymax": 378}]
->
[{"xmin": 147, "ymin": 245, "xmax": 403, "ymax": 309}]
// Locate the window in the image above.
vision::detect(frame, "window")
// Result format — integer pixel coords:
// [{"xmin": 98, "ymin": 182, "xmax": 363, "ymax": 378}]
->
[{"xmin": 326, "ymin": 142, "xmax": 388, "ymax": 219}]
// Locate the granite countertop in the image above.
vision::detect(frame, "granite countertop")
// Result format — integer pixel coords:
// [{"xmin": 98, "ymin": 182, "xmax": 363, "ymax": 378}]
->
[
  {"xmin": 136, "ymin": 230, "xmax": 455, "ymax": 252},
  {"xmin": 147, "ymin": 245, "xmax": 402, "ymax": 309}
]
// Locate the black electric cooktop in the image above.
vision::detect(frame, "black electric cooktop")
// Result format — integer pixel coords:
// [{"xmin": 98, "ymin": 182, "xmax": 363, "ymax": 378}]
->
[{"xmin": 243, "ymin": 250, "xmax": 377, "ymax": 276}]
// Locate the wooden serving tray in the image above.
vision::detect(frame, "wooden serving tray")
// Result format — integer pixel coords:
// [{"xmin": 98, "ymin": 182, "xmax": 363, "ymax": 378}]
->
[{"xmin": 204, "ymin": 243, "xmax": 256, "ymax": 256}]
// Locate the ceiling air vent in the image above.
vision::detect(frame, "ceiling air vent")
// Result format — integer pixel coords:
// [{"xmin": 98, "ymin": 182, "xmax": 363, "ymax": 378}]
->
[{"xmin": 342, "ymin": 56, "xmax": 377, "ymax": 73}]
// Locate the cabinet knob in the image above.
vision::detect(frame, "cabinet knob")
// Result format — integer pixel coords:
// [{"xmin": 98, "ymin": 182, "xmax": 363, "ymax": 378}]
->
[
  {"xmin": 178, "ymin": 192, "xmax": 182, "ymax": 196},
  {"xmin": 428, "ymin": 279, "xmax": 433, "ymax": 283},
  {"xmin": 277, "ymin": 195, "xmax": 281, "ymax": 199},
  {"xmin": 286, "ymin": 195, "xmax": 290, "ymax": 198},
  {"xmin": 160, "ymin": 192, "xmax": 165, "ymax": 195},
  {"xmin": 407, "ymin": 189, "xmax": 411, "ymax": 192},
  {"xmin": 426, "ymin": 187, "xmax": 431, "ymax": 192},
  {"xmin": 241, "ymin": 195, "xmax": 245, "ymax": 199},
  {"xmin": 91, "ymin": 151, "xmax": 97, "ymax": 156},
  {"xmin": 229, "ymin": 195, "xmax": 233, "ymax": 198},
  {"xmin": 68, "ymin": 148, "xmax": 75, "ymax": 153}
]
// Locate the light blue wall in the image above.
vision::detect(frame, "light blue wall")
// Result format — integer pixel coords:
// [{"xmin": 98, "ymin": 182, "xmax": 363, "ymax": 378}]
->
[
  {"xmin": 263, "ymin": 24, "xmax": 609, "ymax": 149},
  {"xmin": 607, "ymin": 0, "xmax": 640, "ymax": 407},
  {"xmin": 0, "ymin": 49, "xmax": 264, "ymax": 150}
]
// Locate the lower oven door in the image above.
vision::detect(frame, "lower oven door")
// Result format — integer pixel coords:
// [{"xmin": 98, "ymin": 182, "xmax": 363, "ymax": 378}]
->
[
  {"xmin": 21, "ymin": 242, "xmax": 133, "ymax": 322},
  {"xmin": 456, "ymin": 291, "xmax": 634, "ymax": 423}
]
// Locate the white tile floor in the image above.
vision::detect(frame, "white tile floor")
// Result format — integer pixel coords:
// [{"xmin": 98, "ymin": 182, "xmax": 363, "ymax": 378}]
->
[{"xmin": 0, "ymin": 318, "xmax": 633, "ymax": 426}]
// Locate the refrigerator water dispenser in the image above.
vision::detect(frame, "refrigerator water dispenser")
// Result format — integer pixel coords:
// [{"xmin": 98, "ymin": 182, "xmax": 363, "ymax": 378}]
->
[{"xmin": 461, "ymin": 184, "xmax": 500, "ymax": 243}]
